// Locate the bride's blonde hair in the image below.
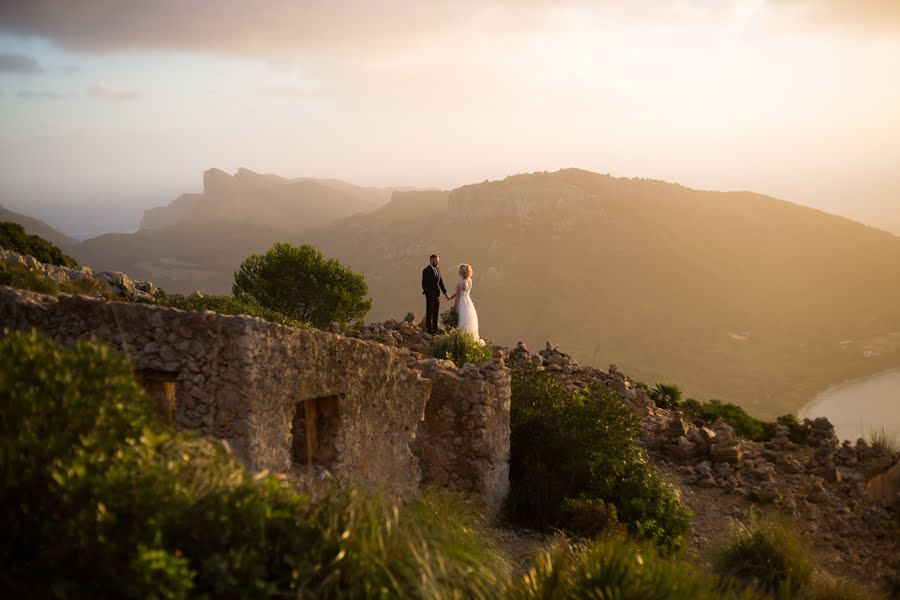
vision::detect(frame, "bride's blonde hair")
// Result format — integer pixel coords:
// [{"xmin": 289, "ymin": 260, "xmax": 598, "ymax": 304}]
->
[{"xmin": 458, "ymin": 263, "xmax": 473, "ymax": 278}]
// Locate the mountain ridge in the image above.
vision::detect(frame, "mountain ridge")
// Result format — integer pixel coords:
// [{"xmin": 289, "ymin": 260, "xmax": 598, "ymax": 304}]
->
[{"xmin": 30, "ymin": 167, "xmax": 900, "ymax": 418}]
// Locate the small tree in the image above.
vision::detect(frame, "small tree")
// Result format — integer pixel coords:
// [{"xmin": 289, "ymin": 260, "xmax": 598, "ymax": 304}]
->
[{"xmin": 233, "ymin": 242, "xmax": 372, "ymax": 328}]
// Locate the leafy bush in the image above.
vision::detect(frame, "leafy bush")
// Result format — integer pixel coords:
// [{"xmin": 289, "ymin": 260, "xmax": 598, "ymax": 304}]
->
[
  {"xmin": 428, "ymin": 329, "xmax": 492, "ymax": 366},
  {"xmin": 441, "ymin": 307, "xmax": 459, "ymax": 329},
  {"xmin": 0, "ymin": 329, "xmax": 509, "ymax": 598},
  {"xmin": 507, "ymin": 536, "xmax": 754, "ymax": 600},
  {"xmin": 233, "ymin": 242, "xmax": 371, "ymax": 328},
  {"xmin": 682, "ymin": 399, "xmax": 775, "ymax": 442},
  {"xmin": 652, "ymin": 383, "xmax": 683, "ymax": 410},
  {"xmin": 712, "ymin": 511, "xmax": 813, "ymax": 597},
  {"xmin": 0, "ymin": 221, "xmax": 77, "ymax": 267},
  {"xmin": 0, "ymin": 260, "xmax": 111, "ymax": 298},
  {"xmin": 776, "ymin": 414, "xmax": 814, "ymax": 446},
  {"xmin": 559, "ymin": 498, "xmax": 624, "ymax": 539},
  {"xmin": 507, "ymin": 364, "xmax": 691, "ymax": 550},
  {"xmin": 168, "ymin": 292, "xmax": 306, "ymax": 328}
]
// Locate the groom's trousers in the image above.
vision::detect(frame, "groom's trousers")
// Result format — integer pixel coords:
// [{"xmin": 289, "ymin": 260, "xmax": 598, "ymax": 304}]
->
[{"xmin": 425, "ymin": 294, "xmax": 440, "ymax": 333}]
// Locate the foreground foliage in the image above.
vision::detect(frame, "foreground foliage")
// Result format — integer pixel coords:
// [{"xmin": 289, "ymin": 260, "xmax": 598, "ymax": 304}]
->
[
  {"xmin": 510, "ymin": 535, "xmax": 759, "ymax": 600},
  {"xmin": 711, "ymin": 512, "xmax": 884, "ymax": 600},
  {"xmin": 507, "ymin": 364, "xmax": 691, "ymax": 551},
  {"xmin": 0, "ymin": 221, "xmax": 77, "ymax": 267},
  {"xmin": 168, "ymin": 292, "xmax": 307, "ymax": 328},
  {"xmin": 233, "ymin": 242, "xmax": 371, "ymax": 328},
  {"xmin": 428, "ymin": 329, "xmax": 492, "ymax": 366},
  {"xmin": 1, "ymin": 331, "xmax": 885, "ymax": 599},
  {"xmin": 0, "ymin": 330, "xmax": 505, "ymax": 598}
]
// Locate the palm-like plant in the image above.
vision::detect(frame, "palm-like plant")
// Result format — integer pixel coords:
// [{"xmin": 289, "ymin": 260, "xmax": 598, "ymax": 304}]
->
[{"xmin": 652, "ymin": 383, "xmax": 683, "ymax": 409}]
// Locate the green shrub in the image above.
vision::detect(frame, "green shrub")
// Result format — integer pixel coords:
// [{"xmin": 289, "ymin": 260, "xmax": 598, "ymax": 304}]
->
[
  {"xmin": 776, "ymin": 414, "xmax": 814, "ymax": 446},
  {"xmin": 712, "ymin": 511, "xmax": 813, "ymax": 597},
  {"xmin": 233, "ymin": 242, "xmax": 371, "ymax": 328},
  {"xmin": 428, "ymin": 329, "xmax": 492, "ymax": 366},
  {"xmin": 440, "ymin": 307, "xmax": 459, "ymax": 329},
  {"xmin": 507, "ymin": 535, "xmax": 755, "ymax": 600},
  {"xmin": 0, "ymin": 221, "xmax": 77, "ymax": 267},
  {"xmin": 682, "ymin": 399, "xmax": 775, "ymax": 442},
  {"xmin": 168, "ymin": 292, "xmax": 306, "ymax": 328},
  {"xmin": 507, "ymin": 364, "xmax": 691, "ymax": 550},
  {"xmin": 0, "ymin": 329, "xmax": 509, "ymax": 598},
  {"xmin": 559, "ymin": 498, "xmax": 624, "ymax": 539},
  {"xmin": 652, "ymin": 383, "xmax": 683, "ymax": 410}
]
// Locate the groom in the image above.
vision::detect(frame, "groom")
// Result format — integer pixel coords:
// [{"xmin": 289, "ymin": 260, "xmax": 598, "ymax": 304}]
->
[{"xmin": 422, "ymin": 254, "xmax": 450, "ymax": 334}]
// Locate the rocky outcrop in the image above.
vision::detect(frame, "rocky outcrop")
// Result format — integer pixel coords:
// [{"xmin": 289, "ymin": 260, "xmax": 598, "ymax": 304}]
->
[
  {"xmin": 1, "ymin": 247, "xmax": 164, "ymax": 303},
  {"xmin": 140, "ymin": 168, "xmax": 394, "ymax": 232}
]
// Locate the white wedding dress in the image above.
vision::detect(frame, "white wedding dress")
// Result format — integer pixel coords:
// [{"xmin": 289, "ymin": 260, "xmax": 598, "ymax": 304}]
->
[{"xmin": 455, "ymin": 277, "xmax": 483, "ymax": 344}]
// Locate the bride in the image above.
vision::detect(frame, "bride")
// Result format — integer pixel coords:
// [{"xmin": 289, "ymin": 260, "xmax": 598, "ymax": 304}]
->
[{"xmin": 450, "ymin": 263, "xmax": 483, "ymax": 343}]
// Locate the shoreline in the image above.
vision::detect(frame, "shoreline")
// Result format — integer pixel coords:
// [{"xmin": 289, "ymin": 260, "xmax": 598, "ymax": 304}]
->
[{"xmin": 798, "ymin": 366, "xmax": 900, "ymax": 420}]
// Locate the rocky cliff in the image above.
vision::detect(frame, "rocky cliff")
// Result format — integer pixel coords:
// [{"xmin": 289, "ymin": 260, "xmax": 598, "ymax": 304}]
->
[{"xmin": 140, "ymin": 167, "xmax": 397, "ymax": 232}]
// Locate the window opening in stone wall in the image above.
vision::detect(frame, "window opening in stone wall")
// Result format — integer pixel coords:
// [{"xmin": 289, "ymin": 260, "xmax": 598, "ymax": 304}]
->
[
  {"xmin": 138, "ymin": 370, "xmax": 179, "ymax": 426},
  {"xmin": 291, "ymin": 395, "xmax": 342, "ymax": 473}
]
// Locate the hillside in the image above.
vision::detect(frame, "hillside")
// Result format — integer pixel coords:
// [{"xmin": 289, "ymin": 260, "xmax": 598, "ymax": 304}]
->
[
  {"xmin": 68, "ymin": 168, "xmax": 900, "ymax": 417},
  {"xmin": 0, "ymin": 204, "xmax": 78, "ymax": 250},
  {"xmin": 139, "ymin": 167, "xmax": 397, "ymax": 231},
  {"xmin": 304, "ymin": 169, "xmax": 900, "ymax": 417}
]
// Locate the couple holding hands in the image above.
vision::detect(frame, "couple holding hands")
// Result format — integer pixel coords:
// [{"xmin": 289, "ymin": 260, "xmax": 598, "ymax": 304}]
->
[{"xmin": 421, "ymin": 254, "xmax": 481, "ymax": 342}]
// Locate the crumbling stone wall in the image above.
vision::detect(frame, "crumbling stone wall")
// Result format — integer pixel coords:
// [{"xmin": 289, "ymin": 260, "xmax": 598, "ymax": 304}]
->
[
  {"xmin": 410, "ymin": 353, "xmax": 511, "ymax": 515},
  {"xmin": 0, "ymin": 287, "xmax": 431, "ymax": 501}
]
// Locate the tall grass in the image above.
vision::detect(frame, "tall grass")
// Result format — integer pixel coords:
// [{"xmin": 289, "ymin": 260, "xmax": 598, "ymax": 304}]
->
[
  {"xmin": 868, "ymin": 427, "xmax": 899, "ymax": 457},
  {"xmin": 167, "ymin": 292, "xmax": 307, "ymax": 328},
  {"xmin": 0, "ymin": 259, "xmax": 113, "ymax": 298},
  {"xmin": 508, "ymin": 535, "xmax": 756, "ymax": 600},
  {"xmin": 428, "ymin": 329, "xmax": 492, "ymax": 366},
  {"xmin": 712, "ymin": 511, "xmax": 813, "ymax": 597}
]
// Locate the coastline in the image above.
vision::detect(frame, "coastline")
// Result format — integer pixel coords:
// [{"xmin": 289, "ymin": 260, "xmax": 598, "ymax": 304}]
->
[{"xmin": 798, "ymin": 366, "xmax": 900, "ymax": 420}]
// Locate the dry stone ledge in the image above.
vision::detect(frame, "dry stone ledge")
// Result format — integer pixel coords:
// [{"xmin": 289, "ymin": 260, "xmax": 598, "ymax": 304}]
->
[{"xmin": 0, "ymin": 286, "xmax": 432, "ymax": 502}]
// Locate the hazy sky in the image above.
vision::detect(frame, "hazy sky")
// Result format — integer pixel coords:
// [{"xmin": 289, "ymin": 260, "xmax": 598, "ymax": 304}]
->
[{"xmin": 1, "ymin": 0, "xmax": 899, "ymax": 235}]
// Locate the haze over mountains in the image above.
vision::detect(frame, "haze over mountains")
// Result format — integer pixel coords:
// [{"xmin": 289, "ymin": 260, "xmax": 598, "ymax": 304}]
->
[{"xmin": 6, "ymin": 167, "xmax": 900, "ymax": 419}]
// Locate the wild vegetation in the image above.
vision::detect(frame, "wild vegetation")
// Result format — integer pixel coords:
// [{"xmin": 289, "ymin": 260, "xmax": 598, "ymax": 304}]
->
[
  {"xmin": 1, "ymin": 330, "xmax": 891, "ymax": 598},
  {"xmin": 711, "ymin": 512, "xmax": 883, "ymax": 600},
  {"xmin": 0, "ymin": 259, "xmax": 111, "ymax": 299},
  {"xmin": 233, "ymin": 242, "xmax": 371, "ymax": 328},
  {"xmin": 507, "ymin": 363, "xmax": 691, "ymax": 551},
  {"xmin": 428, "ymin": 329, "xmax": 492, "ymax": 366},
  {"xmin": 167, "ymin": 292, "xmax": 307, "ymax": 328},
  {"xmin": 0, "ymin": 221, "xmax": 77, "ymax": 267}
]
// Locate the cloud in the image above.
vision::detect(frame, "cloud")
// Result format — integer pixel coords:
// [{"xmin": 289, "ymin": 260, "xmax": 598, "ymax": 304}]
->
[
  {"xmin": 0, "ymin": 52, "xmax": 41, "ymax": 73},
  {"xmin": 85, "ymin": 81, "xmax": 140, "ymax": 100},
  {"xmin": 59, "ymin": 64, "xmax": 81, "ymax": 74},
  {"xmin": 0, "ymin": 0, "xmax": 816, "ymax": 58},
  {"xmin": 17, "ymin": 89, "xmax": 66, "ymax": 100}
]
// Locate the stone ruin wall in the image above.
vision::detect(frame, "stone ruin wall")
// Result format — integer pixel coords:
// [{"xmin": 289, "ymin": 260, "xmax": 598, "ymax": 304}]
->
[
  {"xmin": 0, "ymin": 286, "xmax": 511, "ymax": 508},
  {"xmin": 411, "ymin": 357, "xmax": 511, "ymax": 515}
]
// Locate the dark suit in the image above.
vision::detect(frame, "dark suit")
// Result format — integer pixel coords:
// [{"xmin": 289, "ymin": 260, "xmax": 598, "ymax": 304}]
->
[{"xmin": 422, "ymin": 265, "xmax": 447, "ymax": 333}]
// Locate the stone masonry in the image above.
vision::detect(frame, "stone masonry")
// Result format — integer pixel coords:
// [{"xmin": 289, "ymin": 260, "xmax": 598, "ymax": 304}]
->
[
  {"xmin": 0, "ymin": 286, "xmax": 511, "ymax": 506},
  {"xmin": 410, "ymin": 352, "xmax": 511, "ymax": 515}
]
